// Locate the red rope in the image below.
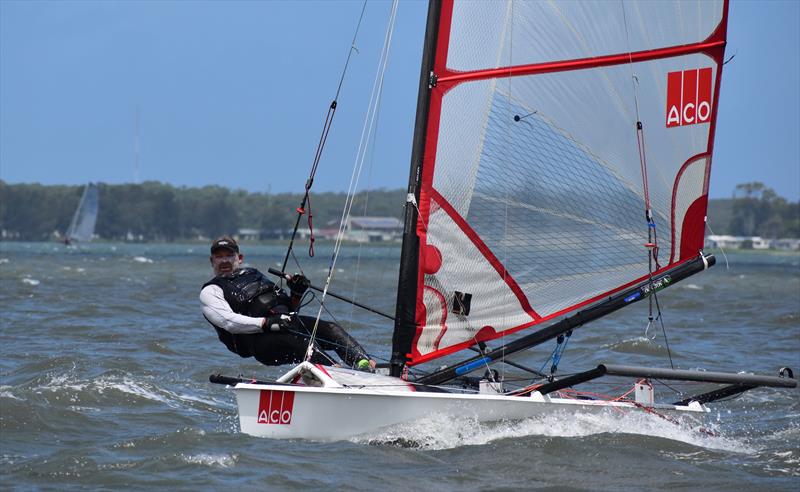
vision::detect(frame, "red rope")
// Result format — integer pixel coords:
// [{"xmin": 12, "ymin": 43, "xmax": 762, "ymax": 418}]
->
[{"xmin": 305, "ymin": 196, "xmax": 315, "ymax": 257}]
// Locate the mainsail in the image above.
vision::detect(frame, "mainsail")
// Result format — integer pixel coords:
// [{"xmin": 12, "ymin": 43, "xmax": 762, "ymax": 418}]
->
[
  {"xmin": 393, "ymin": 0, "xmax": 728, "ymax": 369},
  {"xmin": 65, "ymin": 183, "xmax": 99, "ymax": 243}
]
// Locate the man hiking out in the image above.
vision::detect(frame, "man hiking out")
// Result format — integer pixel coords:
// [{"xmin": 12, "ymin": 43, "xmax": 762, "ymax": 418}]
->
[{"xmin": 200, "ymin": 235, "xmax": 375, "ymax": 370}]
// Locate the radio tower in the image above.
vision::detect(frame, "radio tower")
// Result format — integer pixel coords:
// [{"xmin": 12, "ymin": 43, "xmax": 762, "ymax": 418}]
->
[{"xmin": 133, "ymin": 107, "xmax": 140, "ymax": 184}]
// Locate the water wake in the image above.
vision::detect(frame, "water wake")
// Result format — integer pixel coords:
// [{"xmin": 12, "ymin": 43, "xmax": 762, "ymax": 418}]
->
[{"xmin": 353, "ymin": 410, "xmax": 754, "ymax": 453}]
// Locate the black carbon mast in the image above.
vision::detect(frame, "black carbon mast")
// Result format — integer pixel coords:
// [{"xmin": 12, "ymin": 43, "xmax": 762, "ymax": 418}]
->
[{"xmin": 390, "ymin": 0, "xmax": 443, "ymax": 378}]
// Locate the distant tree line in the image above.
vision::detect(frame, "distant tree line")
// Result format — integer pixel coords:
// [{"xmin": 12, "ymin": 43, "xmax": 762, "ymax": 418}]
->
[
  {"xmin": 707, "ymin": 182, "xmax": 799, "ymax": 238},
  {"xmin": 0, "ymin": 180, "xmax": 797, "ymax": 241},
  {"xmin": 0, "ymin": 180, "xmax": 405, "ymax": 241}
]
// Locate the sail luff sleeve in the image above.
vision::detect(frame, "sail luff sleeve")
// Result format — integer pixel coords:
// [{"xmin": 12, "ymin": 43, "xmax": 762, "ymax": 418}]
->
[{"xmin": 390, "ymin": 0, "xmax": 444, "ymax": 377}]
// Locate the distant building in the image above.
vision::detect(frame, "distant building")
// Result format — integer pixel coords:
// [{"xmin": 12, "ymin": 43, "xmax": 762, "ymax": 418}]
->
[
  {"xmin": 260, "ymin": 228, "xmax": 287, "ymax": 240},
  {"xmin": 705, "ymin": 235, "xmax": 800, "ymax": 251},
  {"xmin": 705, "ymin": 235, "xmax": 747, "ymax": 249},
  {"xmin": 772, "ymin": 238, "xmax": 800, "ymax": 251},
  {"xmin": 752, "ymin": 237, "xmax": 771, "ymax": 250},
  {"xmin": 344, "ymin": 217, "xmax": 402, "ymax": 242},
  {"xmin": 295, "ymin": 217, "xmax": 403, "ymax": 243},
  {"xmin": 236, "ymin": 228, "xmax": 261, "ymax": 241}
]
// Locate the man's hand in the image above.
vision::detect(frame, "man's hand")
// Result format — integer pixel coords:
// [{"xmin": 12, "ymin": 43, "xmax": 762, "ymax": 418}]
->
[
  {"xmin": 287, "ymin": 273, "xmax": 310, "ymax": 296},
  {"xmin": 263, "ymin": 314, "xmax": 294, "ymax": 332}
]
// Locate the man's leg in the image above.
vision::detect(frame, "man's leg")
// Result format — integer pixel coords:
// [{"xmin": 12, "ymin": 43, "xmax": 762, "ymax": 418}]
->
[
  {"xmin": 296, "ymin": 316, "xmax": 370, "ymax": 367},
  {"xmin": 249, "ymin": 332, "xmax": 309, "ymax": 366}
]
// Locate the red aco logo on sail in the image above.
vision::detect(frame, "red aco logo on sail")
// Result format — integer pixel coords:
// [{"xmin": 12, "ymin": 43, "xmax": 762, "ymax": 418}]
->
[
  {"xmin": 666, "ymin": 68, "xmax": 713, "ymax": 127},
  {"xmin": 257, "ymin": 389, "xmax": 295, "ymax": 425}
]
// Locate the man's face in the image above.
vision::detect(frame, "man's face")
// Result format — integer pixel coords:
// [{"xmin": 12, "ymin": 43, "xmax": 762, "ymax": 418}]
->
[{"xmin": 210, "ymin": 249, "xmax": 242, "ymax": 276}]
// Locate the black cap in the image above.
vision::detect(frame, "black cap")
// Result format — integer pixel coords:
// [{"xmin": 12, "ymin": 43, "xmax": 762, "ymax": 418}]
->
[{"xmin": 210, "ymin": 235, "xmax": 239, "ymax": 254}]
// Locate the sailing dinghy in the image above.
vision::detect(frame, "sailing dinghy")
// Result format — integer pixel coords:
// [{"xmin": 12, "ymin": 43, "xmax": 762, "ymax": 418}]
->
[
  {"xmin": 64, "ymin": 183, "xmax": 99, "ymax": 244},
  {"xmin": 211, "ymin": 0, "xmax": 795, "ymax": 440}
]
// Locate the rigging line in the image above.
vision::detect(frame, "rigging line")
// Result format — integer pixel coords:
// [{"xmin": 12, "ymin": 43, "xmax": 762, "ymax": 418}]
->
[
  {"xmin": 620, "ymin": 0, "xmax": 642, "ymax": 123},
  {"xmin": 281, "ymin": 0, "xmax": 369, "ymax": 271},
  {"xmin": 407, "ymin": 194, "xmax": 428, "ymax": 233},
  {"xmin": 289, "ymin": 249, "xmax": 304, "ymax": 278},
  {"xmin": 305, "ymin": 0, "xmax": 400, "ymax": 361},
  {"xmin": 498, "ymin": 0, "xmax": 517, "ymax": 381},
  {"xmin": 472, "ymin": 341, "xmax": 499, "ymax": 382},
  {"xmin": 467, "ymin": 347, "xmax": 547, "ymax": 378},
  {"xmin": 334, "ymin": 0, "xmax": 398, "ymax": 258},
  {"xmin": 349, "ymin": 71, "xmax": 386, "ymax": 324},
  {"xmin": 305, "ymin": 286, "xmax": 380, "ymax": 363},
  {"xmin": 538, "ymin": 343, "xmax": 560, "ymax": 376},
  {"xmin": 298, "ymin": 288, "xmax": 339, "ymax": 325},
  {"xmin": 338, "ymin": 0, "xmax": 398, "ymax": 232},
  {"xmin": 652, "ymin": 290, "xmax": 675, "ymax": 369},
  {"xmin": 293, "ymin": 281, "xmax": 379, "ymax": 363},
  {"xmin": 293, "ymin": 315, "xmax": 372, "ymax": 367},
  {"xmin": 705, "ymin": 221, "xmax": 730, "ymax": 270},
  {"xmin": 643, "ymin": 316, "xmax": 656, "ymax": 340},
  {"xmin": 548, "ymin": 331, "xmax": 572, "ymax": 379},
  {"xmin": 621, "ymin": 1, "xmax": 665, "ymax": 359},
  {"xmin": 651, "ymin": 378, "xmax": 686, "ymax": 398},
  {"xmin": 282, "ymin": 87, "xmax": 332, "ymax": 266},
  {"xmin": 280, "ymin": 316, "xmax": 339, "ymax": 366},
  {"xmin": 335, "ymin": 0, "xmax": 368, "ymax": 100},
  {"xmin": 621, "ymin": 0, "xmax": 654, "ymax": 220}
]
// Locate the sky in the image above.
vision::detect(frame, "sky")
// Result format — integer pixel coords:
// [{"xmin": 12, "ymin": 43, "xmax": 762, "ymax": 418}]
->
[{"xmin": 0, "ymin": 0, "xmax": 798, "ymax": 201}]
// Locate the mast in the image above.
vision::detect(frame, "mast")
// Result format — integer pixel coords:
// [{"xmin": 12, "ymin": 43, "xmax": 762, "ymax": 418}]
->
[{"xmin": 390, "ymin": 0, "xmax": 443, "ymax": 377}]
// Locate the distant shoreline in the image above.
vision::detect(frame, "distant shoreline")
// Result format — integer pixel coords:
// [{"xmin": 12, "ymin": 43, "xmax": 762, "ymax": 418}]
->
[{"xmin": 2, "ymin": 240, "xmax": 796, "ymax": 256}]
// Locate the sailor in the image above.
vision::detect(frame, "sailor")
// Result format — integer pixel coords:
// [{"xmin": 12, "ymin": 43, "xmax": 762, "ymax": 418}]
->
[{"xmin": 200, "ymin": 235, "xmax": 375, "ymax": 370}]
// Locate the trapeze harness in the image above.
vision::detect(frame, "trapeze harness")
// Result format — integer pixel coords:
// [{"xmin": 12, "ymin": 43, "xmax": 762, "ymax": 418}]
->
[{"xmin": 203, "ymin": 267, "xmax": 291, "ymax": 358}]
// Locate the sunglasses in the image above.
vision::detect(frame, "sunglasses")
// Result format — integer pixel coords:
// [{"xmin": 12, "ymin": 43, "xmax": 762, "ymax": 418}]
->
[{"xmin": 211, "ymin": 254, "xmax": 238, "ymax": 265}]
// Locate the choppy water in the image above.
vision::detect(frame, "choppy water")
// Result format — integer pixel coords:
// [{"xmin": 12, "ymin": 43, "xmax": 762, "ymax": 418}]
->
[{"xmin": 1, "ymin": 241, "xmax": 798, "ymax": 491}]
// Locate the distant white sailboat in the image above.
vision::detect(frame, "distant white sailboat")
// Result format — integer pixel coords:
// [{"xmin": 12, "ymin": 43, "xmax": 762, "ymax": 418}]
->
[{"xmin": 65, "ymin": 183, "xmax": 99, "ymax": 244}]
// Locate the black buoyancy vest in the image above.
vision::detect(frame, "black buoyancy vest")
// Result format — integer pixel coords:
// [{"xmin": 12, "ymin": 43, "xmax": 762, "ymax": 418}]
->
[{"xmin": 202, "ymin": 267, "xmax": 292, "ymax": 357}]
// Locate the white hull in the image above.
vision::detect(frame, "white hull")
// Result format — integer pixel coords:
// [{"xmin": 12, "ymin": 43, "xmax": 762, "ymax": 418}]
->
[{"xmin": 229, "ymin": 363, "xmax": 707, "ymax": 440}]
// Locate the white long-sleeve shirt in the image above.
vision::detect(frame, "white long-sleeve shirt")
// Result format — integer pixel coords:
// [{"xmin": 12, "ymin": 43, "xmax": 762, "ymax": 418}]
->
[{"xmin": 200, "ymin": 284, "xmax": 265, "ymax": 334}]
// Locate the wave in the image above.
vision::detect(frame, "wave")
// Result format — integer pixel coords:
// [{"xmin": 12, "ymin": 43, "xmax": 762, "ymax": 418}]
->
[
  {"xmin": 353, "ymin": 408, "xmax": 754, "ymax": 453},
  {"xmin": 180, "ymin": 453, "xmax": 238, "ymax": 468},
  {"xmin": 14, "ymin": 370, "xmax": 232, "ymax": 415},
  {"xmin": 604, "ymin": 337, "xmax": 670, "ymax": 356}
]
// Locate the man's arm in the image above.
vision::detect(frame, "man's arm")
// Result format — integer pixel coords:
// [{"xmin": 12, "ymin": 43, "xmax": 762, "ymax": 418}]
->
[{"xmin": 200, "ymin": 285, "xmax": 265, "ymax": 334}]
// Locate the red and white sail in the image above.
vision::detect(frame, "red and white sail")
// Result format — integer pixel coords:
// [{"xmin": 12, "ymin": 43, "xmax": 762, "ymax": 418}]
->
[{"xmin": 400, "ymin": 0, "xmax": 728, "ymax": 365}]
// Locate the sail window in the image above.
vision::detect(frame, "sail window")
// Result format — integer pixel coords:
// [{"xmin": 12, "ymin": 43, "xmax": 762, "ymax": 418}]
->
[{"xmin": 452, "ymin": 291, "xmax": 472, "ymax": 316}]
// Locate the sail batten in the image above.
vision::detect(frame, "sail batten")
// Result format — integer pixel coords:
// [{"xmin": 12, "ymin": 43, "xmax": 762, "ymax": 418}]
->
[
  {"xmin": 392, "ymin": 0, "xmax": 728, "ymax": 368},
  {"xmin": 436, "ymin": 39, "xmax": 726, "ymax": 86}
]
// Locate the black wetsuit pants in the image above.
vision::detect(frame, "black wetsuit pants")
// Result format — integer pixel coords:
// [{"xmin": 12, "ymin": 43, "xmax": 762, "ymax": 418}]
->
[{"xmin": 249, "ymin": 315, "xmax": 369, "ymax": 367}]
